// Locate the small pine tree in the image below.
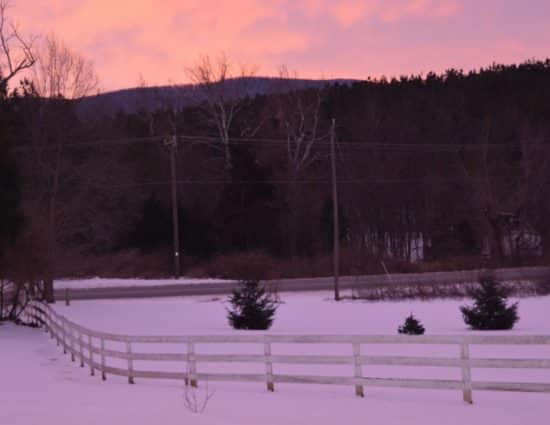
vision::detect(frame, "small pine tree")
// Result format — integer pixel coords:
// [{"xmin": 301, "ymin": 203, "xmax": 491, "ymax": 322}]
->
[
  {"xmin": 227, "ymin": 280, "xmax": 278, "ymax": 330},
  {"xmin": 398, "ymin": 313, "xmax": 425, "ymax": 335},
  {"xmin": 460, "ymin": 273, "xmax": 519, "ymax": 330}
]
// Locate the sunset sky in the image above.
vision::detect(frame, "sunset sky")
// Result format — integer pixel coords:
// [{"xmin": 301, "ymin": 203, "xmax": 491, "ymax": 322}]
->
[{"xmin": 10, "ymin": 0, "xmax": 550, "ymax": 92}]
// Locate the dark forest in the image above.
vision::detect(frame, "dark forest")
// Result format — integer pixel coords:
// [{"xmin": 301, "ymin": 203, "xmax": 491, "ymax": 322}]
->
[{"xmin": 2, "ymin": 60, "xmax": 550, "ymax": 285}]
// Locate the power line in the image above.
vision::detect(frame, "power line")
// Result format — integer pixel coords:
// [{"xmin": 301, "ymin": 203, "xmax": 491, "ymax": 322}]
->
[
  {"xmin": 11, "ymin": 128, "xmax": 550, "ymax": 160},
  {"xmin": 97, "ymin": 175, "xmax": 513, "ymax": 189}
]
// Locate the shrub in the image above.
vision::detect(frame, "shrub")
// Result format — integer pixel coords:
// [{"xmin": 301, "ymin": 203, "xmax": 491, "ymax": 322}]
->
[
  {"xmin": 460, "ymin": 272, "xmax": 519, "ymax": 330},
  {"xmin": 227, "ymin": 280, "xmax": 278, "ymax": 330},
  {"xmin": 205, "ymin": 252, "xmax": 276, "ymax": 280},
  {"xmin": 398, "ymin": 313, "xmax": 425, "ymax": 335}
]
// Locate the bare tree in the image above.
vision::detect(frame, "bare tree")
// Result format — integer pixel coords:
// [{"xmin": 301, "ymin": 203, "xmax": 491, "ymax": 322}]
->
[
  {"xmin": 455, "ymin": 116, "xmax": 550, "ymax": 264},
  {"xmin": 20, "ymin": 34, "xmax": 99, "ymax": 302},
  {"xmin": 509, "ymin": 122, "xmax": 550, "ymax": 258},
  {"xmin": 275, "ymin": 67, "xmax": 325, "ymax": 179},
  {"xmin": 32, "ymin": 33, "xmax": 98, "ymax": 99},
  {"xmin": 183, "ymin": 372, "xmax": 215, "ymax": 414},
  {"xmin": 272, "ymin": 67, "xmax": 327, "ymax": 258},
  {"xmin": 0, "ymin": 0, "xmax": 35, "ymax": 91},
  {"xmin": 186, "ymin": 53, "xmax": 258, "ymax": 171},
  {"xmin": 0, "ymin": 223, "xmax": 47, "ymax": 322}
]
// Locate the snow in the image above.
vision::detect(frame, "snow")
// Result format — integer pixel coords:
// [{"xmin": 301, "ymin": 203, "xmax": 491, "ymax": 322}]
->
[
  {"xmin": 54, "ymin": 276, "xmax": 234, "ymax": 289},
  {"xmin": 2, "ymin": 292, "xmax": 550, "ymax": 425}
]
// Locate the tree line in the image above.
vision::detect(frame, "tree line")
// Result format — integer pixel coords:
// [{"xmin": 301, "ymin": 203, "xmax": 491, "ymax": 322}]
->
[{"xmin": 1, "ymin": 0, "xmax": 550, "ymax": 313}]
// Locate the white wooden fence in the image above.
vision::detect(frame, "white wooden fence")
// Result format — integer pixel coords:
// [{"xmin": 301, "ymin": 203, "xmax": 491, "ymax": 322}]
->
[{"xmin": 26, "ymin": 302, "xmax": 550, "ymax": 404}]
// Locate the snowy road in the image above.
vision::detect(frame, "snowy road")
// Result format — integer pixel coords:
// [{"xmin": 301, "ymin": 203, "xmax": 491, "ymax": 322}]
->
[{"xmin": 52, "ymin": 266, "xmax": 550, "ymax": 301}]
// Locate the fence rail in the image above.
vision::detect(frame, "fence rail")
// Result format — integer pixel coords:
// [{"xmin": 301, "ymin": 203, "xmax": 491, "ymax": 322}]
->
[{"xmin": 26, "ymin": 302, "xmax": 550, "ymax": 404}]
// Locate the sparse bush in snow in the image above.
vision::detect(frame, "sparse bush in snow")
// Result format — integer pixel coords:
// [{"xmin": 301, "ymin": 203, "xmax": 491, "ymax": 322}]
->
[
  {"xmin": 460, "ymin": 272, "xmax": 519, "ymax": 330},
  {"xmin": 183, "ymin": 379, "xmax": 215, "ymax": 414},
  {"xmin": 0, "ymin": 228, "xmax": 49, "ymax": 324},
  {"xmin": 227, "ymin": 280, "xmax": 278, "ymax": 330},
  {"xmin": 398, "ymin": 313, "xmax": 425, "ymax": 335}
]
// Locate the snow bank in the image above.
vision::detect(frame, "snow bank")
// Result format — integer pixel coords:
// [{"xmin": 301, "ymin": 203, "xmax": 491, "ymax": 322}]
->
[{"xmin": 54, "ymin": 276, "xmax": 234, "ymax": 289}]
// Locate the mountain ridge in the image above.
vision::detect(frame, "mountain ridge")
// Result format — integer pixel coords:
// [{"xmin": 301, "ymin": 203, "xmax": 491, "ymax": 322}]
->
[{"xmin": 77, "ymin": 76, "xmax": 358, "ymax": 117}]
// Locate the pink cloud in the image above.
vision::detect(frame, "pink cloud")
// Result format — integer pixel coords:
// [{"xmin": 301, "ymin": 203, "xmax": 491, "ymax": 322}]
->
[
  {"xmin": 433, "ymin": 1, "xmax": 461, "ymax": 18},
  {"xmin": 380, "ymin": 0, "xmax": 461, "ymax": 23},
  {"xmin": 11, "ymin": 0, "xmax": 297, "ymax": 89},
  {"xmin": 294, "ymin": 1, "xmax": 461, "ymax": 27},
  {"xmin": 331, "ymin": 1, "xmax": 373, "ymax": 28},
  {"xmin": 6, "ymin": 0, "xmax": 547, "ymax": 92}
]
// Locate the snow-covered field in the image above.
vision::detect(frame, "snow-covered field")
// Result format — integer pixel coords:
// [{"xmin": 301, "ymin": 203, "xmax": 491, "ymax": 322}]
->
[{"xmin": 2, "ymin": 292, "xmax": 550, "ymax": 425}]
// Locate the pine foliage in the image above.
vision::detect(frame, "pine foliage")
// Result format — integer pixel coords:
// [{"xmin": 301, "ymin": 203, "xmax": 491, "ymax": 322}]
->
[
  {"xmin": 398, "ymin": 313, "xmax": 426, "ymax": 335},
  {"xmin": 227, "ymin": 280, "xmax": 278, "ymax": 330},
  {"xmin": 460, "ymin": 273, "xmax": 519, "ymax": 330}
]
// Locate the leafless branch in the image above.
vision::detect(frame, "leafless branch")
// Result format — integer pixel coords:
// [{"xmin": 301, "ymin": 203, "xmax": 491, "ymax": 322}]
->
[
  {"xmin": 276, "ymin": 66, "xmax": 326, "ymax": 176},
  {"xmin": 183, "ymin": 367, "xmax": 215, "ymax": 414},
  {"xmin": 0, "ymin": 0, "xmax": 36, "ymax": 89},
  {"xmin": 186, "ymin": 53, "xmax": 258, "ymax": 170},
  {"xmin": 32, "ymin": 33, "xmax": 98, "ymax": 99}
]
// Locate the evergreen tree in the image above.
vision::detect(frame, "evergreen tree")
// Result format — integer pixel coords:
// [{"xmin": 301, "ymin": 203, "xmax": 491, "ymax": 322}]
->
[
  {"xmin": 398, "ymin": 313, "xmax": 425, "ymax": 335},
  {"xmin": 319, "ymin": 198, "xmax": 349, "ymax": 253},
  {"xmin": 227, "ymin": 280, "xmax": 278, "ymax": 330},
  {"xmin": 123, "ymin": 195, "xmax": 171, "ymax": 252},
  {"xmin": 216, "ymin": 145, "xmax": 279, "ymax": 254},
  {"xmin": 0, "ymin": 151, "xmax": 23, "ymax": 254},
  {"xmin": 460, "ymin": 273, "xmax": 519, "ymax": 330},
  {"xmin": 0, "ymin": 81, "xmax": 24, "ymax": 259}
]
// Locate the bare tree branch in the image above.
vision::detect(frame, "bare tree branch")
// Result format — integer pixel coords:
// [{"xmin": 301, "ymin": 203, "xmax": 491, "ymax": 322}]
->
[
  {"xmin": 186, "ymin": 53, "xmax": 257, "ymax": 171},
  {"xmin": 32, "ymin": 33, "xmax": 99, "ymax": 99},
  {"xmin": 0, "ymin": 0, "xmax": 36, "ymax": 90}
]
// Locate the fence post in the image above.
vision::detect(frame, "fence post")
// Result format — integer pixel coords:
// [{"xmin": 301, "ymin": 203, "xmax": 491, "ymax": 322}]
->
[
  {"xmin": 41, "ymin": 307, "xmax": 46, "ymax": 330},
  {"xmin": 78, "ymin": 331, "xmax": 85, "ymax": 367},
  {"xmin": 28, "ymin": 304, "xmax": 34, "ymax": 327},
  {"xmin": 23, "ymin": 304, "xmax": 29, "ymax": 325},
  {"xmin": 34, "ymin": 305, "xmax": 38, "ymax": 325},
  {"xmin": 353, "ymin": 343, "xmax": 364, "ymax": 397},
  {"xmin": 88, "ymin": 335, "xmax": 95, "ymax": 376},
  {"xmin": 46, "ymin": 309, "xmax": 54, "ymax": 338},
  {"xmin": 187, "ymin": 341, "xmax": 197, "ymax": 388},
  {"xmin": 264, "ymin": 341, "xmax": 274, "ymax": 392},
  {"xmin": 43, "ymin": 308, "xmax": 48, "ymax": 330},
  {"xmin": 67, "ymin": 326, "xmax": 75, "ymax": 362},
  {"xmin": 460, "ymin": 341, "xmax": 473, "ymax": 404},
  {"xmin": 183, "ymin": 344, "xmax": 189, "ymax": 386},
  {"xmin": 61, "ymin": 318, "xmax": 67, "ymax": 354},
  {"xmin": 126, "ymin": 341, "xmax": 135, "ymax": 384},
  {"xmin": 54, "ymin": 314, "xmax": 60, "ymax": 347},
  {"xmin": 100, "ymin": 338, "xmax": 107, "ymax": 381}
]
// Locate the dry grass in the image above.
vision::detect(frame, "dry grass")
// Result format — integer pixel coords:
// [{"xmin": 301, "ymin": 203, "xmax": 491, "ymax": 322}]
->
[
  {"xmin": 350, "ymin": 280, "xmax": 550, "ymax": 302},
  {"xmin": 53, "ymin": 249, "xmax": 549, "ymax": 284},
  {"xmin": 56, "ymin": 249, "xmax": 194, "ymax": 279}
]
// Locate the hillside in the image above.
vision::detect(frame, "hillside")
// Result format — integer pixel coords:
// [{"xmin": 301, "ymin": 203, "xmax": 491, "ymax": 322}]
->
[{"xmin": 76, "ymin": 76, "xmax": 356, "ymax": 117}]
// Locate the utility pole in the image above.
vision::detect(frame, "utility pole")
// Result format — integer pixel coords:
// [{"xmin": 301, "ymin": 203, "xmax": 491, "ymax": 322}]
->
[
  {"xmin": 165, "ymin": 135, "xmax": 180, "ymax": 279},
  {"xmin": 330, "ymin": 118, "xmax": 340, "ymax": 301}
]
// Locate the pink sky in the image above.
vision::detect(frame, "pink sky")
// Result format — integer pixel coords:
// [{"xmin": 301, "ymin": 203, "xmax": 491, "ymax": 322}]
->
[{"xmin": 10, "ymin": 0, "xmax": 550, "ymax": 91}]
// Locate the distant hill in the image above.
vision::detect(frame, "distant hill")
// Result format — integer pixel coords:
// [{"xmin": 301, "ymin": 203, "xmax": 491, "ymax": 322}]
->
[{"xmin": 76, "ymin": 76, "xmax": 357, "ymax": 118}]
